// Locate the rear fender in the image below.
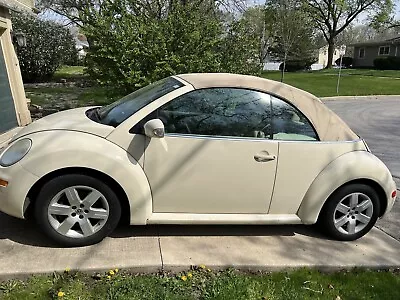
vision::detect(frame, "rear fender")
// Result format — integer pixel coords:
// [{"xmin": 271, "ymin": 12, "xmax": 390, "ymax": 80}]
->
[{"xmin": 298, "ymin": 151, "xmax": 394, "ymax": 224}]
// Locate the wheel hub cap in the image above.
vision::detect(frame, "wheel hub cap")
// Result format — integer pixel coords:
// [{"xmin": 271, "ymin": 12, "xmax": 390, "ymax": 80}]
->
[
  {"xmin": 333, "ymin": 192, "xmax": 374, "ymax": 235},
  {"xmin": 47, "ymin": 185, "xmax": 110, "ymax": 239}
]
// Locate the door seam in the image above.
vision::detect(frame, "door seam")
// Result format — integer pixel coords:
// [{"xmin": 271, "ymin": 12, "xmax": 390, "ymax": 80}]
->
[{"xmin": 267, "ymin": 142, "xmax": 280, "ymax": 213}]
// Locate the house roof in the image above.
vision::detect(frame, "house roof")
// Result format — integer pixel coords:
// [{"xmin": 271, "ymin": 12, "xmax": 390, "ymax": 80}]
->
[
  {"xmin": 350, "ymin": 36, "xmax": 400, "ymax": 47},
  {"xmin": 176, "ymin": 73, "xmax": 357, "ymax": 141}
]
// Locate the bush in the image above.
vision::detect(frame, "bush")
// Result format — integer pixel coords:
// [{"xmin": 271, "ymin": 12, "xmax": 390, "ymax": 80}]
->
[
  {"xmin": 335, "ymin": 56, "xmax": 353, "ymax": 68},
  {"xmin": 279, "ymin": 60, "xmax": 313, "ymax": 72},
  {"xmin": 11, "ymin": 12, "xmax": 77, "ymax": 82},
  {"xmin": 373, "ymin": 56, "xmax": 400, "ymax": 70},
  {"xmin": 83, "ymin": 2, "xmax": 261, "ymax": 92}
]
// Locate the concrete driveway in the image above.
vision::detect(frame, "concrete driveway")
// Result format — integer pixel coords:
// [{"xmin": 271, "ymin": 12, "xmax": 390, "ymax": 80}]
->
[{"xmin": 0, "ymin": 96, "xmax": 400, "ymax": 277}]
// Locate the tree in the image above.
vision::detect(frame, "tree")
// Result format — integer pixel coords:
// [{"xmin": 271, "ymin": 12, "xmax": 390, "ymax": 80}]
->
[
  {"xmin": 266, "ymin": 0, "xmax": 316, "ymax": 81},
  {"xmin": 11, "ymin": 11, "xmax": 77, "ymax": 82},
  {"xmin": 304, "ymin": 0, "xmax": 394, "ymax": 68},
  {"xmin": 46, "ymin": 0, "xmax": 261, "ymax": 90},
  {"xmin": 36, "ymin": 0, "xmax": 247, "ymax": 26},
  {"xmin": 240, "ymin": 6, "xmax": 274, "ymax": 66}
]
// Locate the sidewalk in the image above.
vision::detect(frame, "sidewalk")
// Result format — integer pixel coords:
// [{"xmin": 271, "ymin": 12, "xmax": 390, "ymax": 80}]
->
[
  {"xmin": 0, "ymin": 213, "xmax": 400, "ymax": 279},
  {"xmin": 321, "ymin": 95, "xmax": 400, "ymax": 101}
]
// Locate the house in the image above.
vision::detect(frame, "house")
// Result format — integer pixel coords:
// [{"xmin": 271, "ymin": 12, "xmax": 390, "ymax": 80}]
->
[
  {"xmin": 351, "ymin": 36, "xmax": 400, "ymax": 68},
  {"xmin": 75, "ymin": 33, "xmax": 89, "ymax": 60},
  {"xmin": 316, "ymin": 45, "xmax": 345, "ymax": 69},
  {"xmin": 263, "ymin": 45, "xmax": 344, "ymax": 71},
  {"xmin": 0, "ymin": 0, "xmax": 33, "ymax": 146}
]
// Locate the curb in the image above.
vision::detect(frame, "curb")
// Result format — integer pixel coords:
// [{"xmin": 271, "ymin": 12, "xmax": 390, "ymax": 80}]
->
[
  {"xmin": 321, "ymin": 95, "xmax": 400, "ymax": 101},
  {"xmin": 0, "ymin": 265, "xmax": 162, "ymax": 281},
  {"xmin": 3, "ymin": 263, "xmax": 400, "ymax": 281},
  {"xmin": 161, "ymin": 263, "xmax": 400, "ymax": 273}
]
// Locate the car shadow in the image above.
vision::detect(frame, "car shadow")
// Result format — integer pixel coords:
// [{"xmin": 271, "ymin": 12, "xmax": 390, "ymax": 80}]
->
[{"xmin": 0, "ymin": 212, "xmax": 332, "ymax": 248}]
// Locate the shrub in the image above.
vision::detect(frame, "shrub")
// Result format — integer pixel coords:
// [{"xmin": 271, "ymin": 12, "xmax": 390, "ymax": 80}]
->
[
  {"xmin": 83, "ymin": 2, "xmax": 261, "ymax": 92},
  {"xmin": 11, "ymin": 12, "xmax": 77, "ymax": 82},
  {"xmin": 335, "ymin": 56, "xmax": 353, "ymax": 68},
  {"xmin": 279, "ymin": 60, "xmax": 313, "ymax": 72},
  {"xmin": 373, "ymin": 56, "xmax": 400, "ymax": 70}
]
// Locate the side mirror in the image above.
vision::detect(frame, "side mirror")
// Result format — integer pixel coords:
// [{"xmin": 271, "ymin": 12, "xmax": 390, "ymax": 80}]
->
[{"xmin": 144, "ymin": 119, "xmax": 165, "ymax": 138}]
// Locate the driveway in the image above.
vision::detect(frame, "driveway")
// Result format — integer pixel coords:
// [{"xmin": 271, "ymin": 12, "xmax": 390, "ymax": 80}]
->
[
  {"xmin": 0, "ymin": 97, "xmax": 399, "ymax": 277},
  {"xmin": 325, "ymin": 97, "xmax": 400, "ymax": 178},
  {"xmin": 325, "ymin": 97, "xmax": 400, "ymax": 241}
]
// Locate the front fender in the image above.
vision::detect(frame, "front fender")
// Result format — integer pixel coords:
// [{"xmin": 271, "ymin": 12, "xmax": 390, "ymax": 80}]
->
[
  {"xmin": 298, "ymin": 151, "xmax": 395, "ymax": 224},
  {"xmin": 20, "ymin": 131, "xmax": 152, "ymax": 225}
]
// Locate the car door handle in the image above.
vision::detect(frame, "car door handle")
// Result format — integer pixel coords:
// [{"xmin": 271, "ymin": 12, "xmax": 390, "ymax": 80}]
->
[{"xmin": 254, "ymin": 152, "xmax": 276, "ymax": 162}]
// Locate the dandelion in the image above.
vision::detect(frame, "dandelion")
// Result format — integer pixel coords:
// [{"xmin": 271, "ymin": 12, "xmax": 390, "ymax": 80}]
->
[
  {"xmin": 181, "ymin": 275, "xmax": 187, "ymax": 281},
  {"xmin": 64, "ymin": 267, "xmax": 70, "ymax": 273},
  {"xmin": 57, "ymin": 291, "xmax": 65, "ymax": 297},
  {"xmin": 187, "ymin": 272, "xmax": 193, "ymax": 279},
  {"xmin": 207, "ymin": 268, "xmax": 212, "ymax": 272},
  {"xmin": 199, "ymin": 264, "xmax": 206, "ymax": 269},
  {"xmin": 107, "ymin": 275, "xmax": 111, "ymax": 280},
  {"xmin": 109, "ymin": 270, "xmax": 115, "ymax": 276},
  {"xmin": 114, "ymin": 268, "xmax": 119, "ymax": 273}
]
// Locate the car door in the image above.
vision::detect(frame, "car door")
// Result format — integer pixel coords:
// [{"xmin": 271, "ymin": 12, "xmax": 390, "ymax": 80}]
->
[
  {"xmin": 143, "ymin": 88, "xmax": 279, "ymax": 214},
  {"xmin": 267, "ymin": 95, "xmax": 367, "ymax": 216}
]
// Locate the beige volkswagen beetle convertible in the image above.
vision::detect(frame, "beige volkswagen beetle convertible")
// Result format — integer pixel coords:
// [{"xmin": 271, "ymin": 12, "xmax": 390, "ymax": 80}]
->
[{"xmin": 0, "ymin": 73, "xmax": 396, "ymax": 246}]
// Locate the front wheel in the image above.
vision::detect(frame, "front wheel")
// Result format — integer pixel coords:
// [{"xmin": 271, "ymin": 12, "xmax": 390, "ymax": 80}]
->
[
  {"xmin": 34, "ymin": 174, "xmax": 121, "ymax": 247},
  {"xmin": 319, "ymin": 183, "xmax": 380, "ymax": 241}
]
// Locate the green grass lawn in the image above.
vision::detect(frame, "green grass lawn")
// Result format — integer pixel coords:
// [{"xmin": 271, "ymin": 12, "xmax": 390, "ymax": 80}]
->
[
  {"xmin": 52, "ymin": 66, "xmax": 87, "ymax": 81},
  {"xmin": 25, "ymin": 66, "xmax": 123, "ymax": 108},
  {"xmin": 1, "ymin": 268, "xmax": 399, "ymax": 300},
  {"xmin": 261, "ymin": 69, "xmax": 400, "ymax": 97},
  {"xmin": 25, "ymin": 86, "xmax": 122, "ymax": 108}
]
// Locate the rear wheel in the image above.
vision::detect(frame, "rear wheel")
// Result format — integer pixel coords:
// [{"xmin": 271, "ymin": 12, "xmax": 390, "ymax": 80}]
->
[
  {"xmin": 34, "ymin": 174, "xmax": 121, "ymax": 247},
  {"xmin": 319, "ymin": 183, "xmax": 380, "ymax": 241}
]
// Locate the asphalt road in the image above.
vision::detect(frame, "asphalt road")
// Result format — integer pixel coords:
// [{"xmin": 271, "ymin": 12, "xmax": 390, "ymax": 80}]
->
[{"xmin": 325, "ymin": 97, "xmax": 400, "ymax": 241}]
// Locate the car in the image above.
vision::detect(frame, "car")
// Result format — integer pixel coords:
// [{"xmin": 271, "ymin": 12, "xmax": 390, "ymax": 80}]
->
[{"xmin": 0, "ymin": 73, "xmax": 397, "ymax": 247}]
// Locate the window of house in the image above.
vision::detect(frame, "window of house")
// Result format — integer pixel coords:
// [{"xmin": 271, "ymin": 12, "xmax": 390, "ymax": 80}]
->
[
  {"xmin": 270, "ymin": 96, "xmax": 318, "ymax": 141},
  {"xmin": 155, "ymin": 88, "xmax": 318, "ymax": 141},
  {"xmin": 359, "ymin": 48, "xmax": 365, "ymax": 59},
  {"xmin": 378, "ymin": 46, "xmax": 390, "ymax": 56}
]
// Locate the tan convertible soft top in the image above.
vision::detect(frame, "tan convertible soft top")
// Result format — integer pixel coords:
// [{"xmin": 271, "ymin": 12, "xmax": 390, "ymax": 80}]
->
[{"xmin": 177, "ymin": 73, "xmax": 358, "ymax": 142}]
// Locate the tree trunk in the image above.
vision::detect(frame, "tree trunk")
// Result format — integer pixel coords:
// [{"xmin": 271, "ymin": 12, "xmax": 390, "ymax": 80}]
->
[
  {"xmin": 326, "ymin": 39, "xmax": 335, "ymax": 69},
  {"xmin": 281, "ymin": 53, "xmax": 287, "ymax": 82},
  {"xmin": 281, "ymin": 59, "xmax": 286, "ymax": 82}
]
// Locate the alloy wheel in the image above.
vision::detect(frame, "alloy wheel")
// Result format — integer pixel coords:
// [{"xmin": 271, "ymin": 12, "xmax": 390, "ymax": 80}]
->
[
  {"xmin": 333, "ymin": 192, "xmax": 374, "ymax": 235},
  {"xmin": 47, "ymin": 185, "xmax": 109, "ymax": 238}
]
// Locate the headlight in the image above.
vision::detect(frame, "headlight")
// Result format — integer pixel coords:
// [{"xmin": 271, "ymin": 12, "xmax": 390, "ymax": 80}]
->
[{"xmin": 0, "ymin": 139, "xmax": 32, "ymax": 167}]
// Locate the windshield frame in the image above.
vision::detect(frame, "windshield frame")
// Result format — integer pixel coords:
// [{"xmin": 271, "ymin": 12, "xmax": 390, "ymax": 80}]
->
[{"xmin": 96, "ymin": 77, "xmax": 185, "ymax": 127}]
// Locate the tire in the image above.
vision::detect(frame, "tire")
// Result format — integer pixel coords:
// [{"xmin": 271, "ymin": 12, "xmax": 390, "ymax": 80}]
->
[
  {"xmin": 318, "ymin": 183, "xmax": 380, "ymax": 241},
  {"xmin": 34, "ymin": 174, "xmax": 121, "ymax": 247}
]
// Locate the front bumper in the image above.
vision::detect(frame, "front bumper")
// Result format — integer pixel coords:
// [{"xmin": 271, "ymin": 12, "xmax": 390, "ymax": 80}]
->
[{"xmin": 0, "ymin": 163, "xmax": 39, "ymax": 219}]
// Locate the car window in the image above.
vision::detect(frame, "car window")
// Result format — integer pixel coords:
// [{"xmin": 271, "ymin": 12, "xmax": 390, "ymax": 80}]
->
[
  {"xmin": 158, "ymin": 88, "xmax": 272, "ymax": 139},
  {"xmin": 271, "ymin": 96, "xmax": 318, "ymax": 141},
  {"xmin": 97, "ymin": 77, "xmax": 184, "ymax": 127}
]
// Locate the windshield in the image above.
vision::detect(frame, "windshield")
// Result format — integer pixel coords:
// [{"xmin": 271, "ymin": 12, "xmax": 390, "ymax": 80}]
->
[{"xmin": 97, "ymin": 77, "xmax": 184, "ymax": 127}]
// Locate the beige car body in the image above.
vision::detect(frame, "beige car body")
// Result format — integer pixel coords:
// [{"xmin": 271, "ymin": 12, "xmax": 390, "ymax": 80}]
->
[{"xmin": 0, "ymin": 73, "xmax": 396, "ymax": 227}]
